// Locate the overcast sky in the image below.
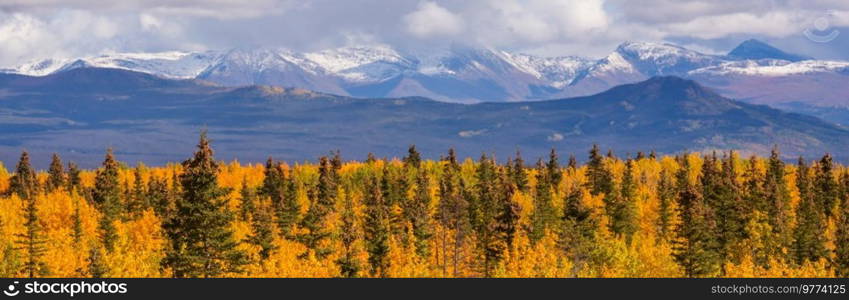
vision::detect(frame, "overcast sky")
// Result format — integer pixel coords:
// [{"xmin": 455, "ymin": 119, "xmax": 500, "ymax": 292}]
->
[{"xmin": 1, "ymin": 0, "xmax": 848, "ymax": 66}]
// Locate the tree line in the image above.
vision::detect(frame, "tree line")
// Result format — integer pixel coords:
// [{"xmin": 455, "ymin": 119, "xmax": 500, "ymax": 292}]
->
[{"xmin": 1, "ymin": 133, "xmax": 848, "ymax": 277}]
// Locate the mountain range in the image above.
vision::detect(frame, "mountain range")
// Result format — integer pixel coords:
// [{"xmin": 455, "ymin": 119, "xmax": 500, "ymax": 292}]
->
[
  {"xmin": 3, "ymin": 39, "xmax": 848, "ymax": 109},
  {"xmin": 1, "ymin": 67, "xmax": 847, "ymax": 167}
]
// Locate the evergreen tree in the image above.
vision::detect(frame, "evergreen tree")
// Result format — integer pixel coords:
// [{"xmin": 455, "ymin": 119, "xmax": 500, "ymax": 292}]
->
[
  {"xmin": 87, "ymin": 245, "xmax": 109, "ymax": 278},
  {"xmin": 744, "ymin": 156, "xmax": 766, "ymax": 214},
  {"xmin": 336, "ymin": 191, "xmax": 361, "ymax": 278},
  {"xmin": 408, "ymin": 169, "xmax": 434, "ymax": 259},
  {"xmin": 509, "ymin": 150, "xmax": 529, "ymax": 192},
  {"xmin": 238, "ymin": 177, "xmax": 256, "ymax": 222},
  {"xmin": 656, "ymin": 169, "xmax": 675, "ymax": 241},
  {"xmin": 147, "ymin": 176, "xmax": 174, "ymax": 219},
  {"xmin": 714, "ymin": 152, "xmax": 748, "ymax": 262},
  {"xmin": 364, "ymin": 174, "xmax": 391, "ymax": 277},
  {"xmin": 834, "ymin": 178, "xmax": 849, "ymax": 277},
  {"xmin": 403, "ymin": 145, "xmax": 422, "ymax": 169},
  {"xmin": 71, "ymin": 199, "xmax": 84, "ymax": 247},
  {"xmin": 562, "ymin": 183, "xmax": 596, "ymax": 273},
  {"xmin": 318, "ymin": 155, "xmax": 339, "ymax": 210},
  {"xmin": 814, "ymin": 153, "xmax": 839, "ymax": 217},
  {"xmin": 437, "ymin": 148, "xmax": 470, "ymax": 277},
  {"xmin": 672, "ymin": 157, "xmax": 721, "ymax": 277},
  {"xmin": 609, "ymin": 159, "xmax": 638, "ymax": 242},
  {"xmin": 546, "ymin": 148, "xmax": 562, "ymax": 188},
  {"xmin": 381, "ymin": 164, "xmax": 408, "ymax": 240},
  {"xmin": 468, "ymin": 154, "xmax": 506, "ymax": 276},
  {"xmin": 260, "ymin": 157, "xmax": 284, "ymax": 210},
  {"xmin": 162, "ymin": 132, "xmax": 248, "ymax": 277},
  {"xmin": 9, "ymin": 151, "xmax": 39, "ymax": 200},
  {"xmin": 478, "ymin": 169, "xmax": 519, "ymax": 277},
  {"xmin": 15, "ymin": 194, "xmax": 49, "ymax": 277},
  {"xmin": 67, "ymin": 162, "xmax": 82, "ymax": 193},
  {"xmin": 127, "ymin": 166, "xmax": 148, "ymax": 217},
  {"xmin": 529, "ymin": 159, "xmax": 556, "ymax": 243},
  {"xmin": 46, "ymin": 153, "xmax": 65, "ymax": 193},
  {"xmin": 0, "ymin": 237, "xmax": 21, "ymax": 278},
  {"xmin": 793, "ymin": 157, "xmax": 827, "ymax": 264},
  {"xmin": 93, "ymin": 149, "xmax": 121, "ymax": 252},
  {"xmin": 763, "ymin": 147, "xmax": 792, "ymax": 259},
  {"xmin": 469, "ymin": 154, "xmax": 497, "ymax": 235},
  {"xmin": 567, "ymin": 154, "xmax": 577, "ymax": 171},
  {"xmin": 276, "ymin": 173, "xmax": 300, "ymax": 239},
  {"xmin": 295, "ymin": 157, "xmax": 335, "ymax": 260},
  {"xmin": 586, "ymin": 144, "xmax": 612, "ymax": 196},
  {"xmin": 245, "ymin": 199, "xmax": 277, "ymax": 261}
]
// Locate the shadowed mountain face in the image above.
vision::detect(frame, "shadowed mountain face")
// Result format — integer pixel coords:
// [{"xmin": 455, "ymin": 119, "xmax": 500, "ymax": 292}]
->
[
  {"xmin": 1, "ymin": 68, "xmax": 847, "ymax": 168},
  {"xmin": 728, "ymin": 39, "xmax": 813, "ymax": 62}
]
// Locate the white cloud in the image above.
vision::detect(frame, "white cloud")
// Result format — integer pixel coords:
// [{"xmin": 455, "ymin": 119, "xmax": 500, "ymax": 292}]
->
[
  {"xmin": 1, "ymin": 0, "xmax": 849, "ymax": 65},
  {"xmin": 404, "ymin": 1, "xmax": 465, "ymax": 38}
]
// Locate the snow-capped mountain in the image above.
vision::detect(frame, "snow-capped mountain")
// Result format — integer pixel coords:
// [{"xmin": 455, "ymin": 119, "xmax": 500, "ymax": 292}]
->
[
  {"xmin": 0, "ymin": 58, "xmax": 72, "ymax": 76},
  {"xmin": 2, "ymin": 39, "xmax": 847, "ymax": 106},
  {"xmin": 10, "ymin": 51, "xmax": 223, "ymax": 79}
]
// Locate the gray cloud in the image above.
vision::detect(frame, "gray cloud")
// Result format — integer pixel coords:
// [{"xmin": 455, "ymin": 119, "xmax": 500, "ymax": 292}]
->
[{"xmin": 0, "ymin": 0, "xmax": 847, "ymax": 66}]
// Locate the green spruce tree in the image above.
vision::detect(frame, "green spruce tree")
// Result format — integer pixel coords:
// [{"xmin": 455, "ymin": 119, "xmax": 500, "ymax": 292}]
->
[
  {"xmin": 509, "ymin": 150, "xmax": 529, "ymax": 193},
  {"xmin": 436, "ymin": 148, "xmax": 470, "ymax": 277},
  {"xmin": 276, "ymin": 172, "xmax": 300, "ymax": 239},
  {"xmin": 46, "ymin": 153, "xmax": 65, "ymax": 193},
  {"xmin": 336, "ymin": 191, "xmax": 361, "ymax": 278},
  {"xmin": 529, "ymin": 159, "xmax": 556, "ymax": 243},
  {"xmin": 814, "ymin": 153, "xmax": 839, "ymax": 217},
  {"xmin": 364, "ymin": 174, "xmax": 391, "ymax": 277},
  {"xmin": 834, "ymin": 173, "xmax": 849, "ymax": 277},
  {"xmin": 295, "ymin": 156, "xmax": 336, "ymax": 260},
  {"xmin": 66, "ymin": 162, "xmax": 82, "ymax": 194},
  {"xmin": 9, "ymin": 151, "xmax": 39, "ymax": 200},
  {"xmin": 610, "ymin": 158, "xmax": 638, "ymax": 242},
  {"xmin": 15, "ymin": 193, "xmax": 49, "ymax": 277},
  {"xmin": 792, "ymin": 157, "xmax": 828, "ymax": 265},
  {"xmin": 403, "ymin": 145, "xmax": 422, "ymax": 169},
  {"xmin": 586, "ymin": 144, "xmax": 613, "ymax": 196},
  {"xmin": 239, "ymin": 177, "xmax": 256, "ymax": 222},
  {"xmin": 93, "ymin": 149, "xmax": 122, "ymax": 252},
  {"xmin": 245, "ymin": 199, "xmax": 277, "ymax": 261},
  {"xmin": 672, "ymin": 157, "xmax": 721, "ymax": 277},
  {"xmin": 162, "ymin": 132, "xmax": 248, "ymax": 277}
]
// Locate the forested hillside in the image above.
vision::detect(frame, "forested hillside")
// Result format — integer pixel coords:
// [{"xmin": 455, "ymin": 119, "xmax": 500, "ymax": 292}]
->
[{"xmin": 0, "ymin": 133, "xmax": 847, "ymax": 278}]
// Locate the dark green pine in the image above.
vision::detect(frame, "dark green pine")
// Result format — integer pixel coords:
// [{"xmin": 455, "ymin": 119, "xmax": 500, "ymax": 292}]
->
[{"xmin": 162, "ymin": 132, "xmax": 248, "ymax": 277}]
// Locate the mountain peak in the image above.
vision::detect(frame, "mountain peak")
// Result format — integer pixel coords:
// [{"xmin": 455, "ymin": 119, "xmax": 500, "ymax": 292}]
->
[
  {"xmin": 629, "ymin": 75, "xmax": 712, "ymax": 94},
  {"xmin": 728, "ymin": 39, "xmax": 812, "ymax": 62},
  {"xmin": 601, "ymin": 75, "xmax": 732, "ymax": 112}
]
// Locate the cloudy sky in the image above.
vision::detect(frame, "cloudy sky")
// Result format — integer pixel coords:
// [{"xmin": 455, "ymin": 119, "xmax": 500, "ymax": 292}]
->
[{"xmin": 1, "ymin": 0, "xmax": 848, "ymax": 66}]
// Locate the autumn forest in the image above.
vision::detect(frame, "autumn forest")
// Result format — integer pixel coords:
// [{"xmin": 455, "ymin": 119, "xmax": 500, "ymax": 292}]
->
[{"xmin": 1, "ymin": 133, "xmax": 848, "ymax": 278}]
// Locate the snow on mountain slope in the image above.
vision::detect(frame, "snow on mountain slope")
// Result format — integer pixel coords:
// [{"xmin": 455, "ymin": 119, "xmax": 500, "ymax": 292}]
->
[
  {"xmin": 1, "ymin": 39, "xmax": 847, "ymax": 104},
  {"xmin": 195, "ymin": 47, "xmax": 348, "ymax": 95},
  {"xmin": 613, "ymin": 42, "xmax": 724, "ymax": 75},
  {"xmin": 46, "ymin": 51, "xmax": 223, "ymax": 79},
  {"xmin": 689, "ymin": 59, "xmax": 849, "ymax": 76},
  {"xmin": 304, "ymin": 46, "xmax": 414, "ymax": 82},
  {"xmin": 0, "ymin": 58, "xmax": 73, "ymax": 76},
  {"xmin": 500, "ymin": 52, "xmax": 592, "ymax": 88}
]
